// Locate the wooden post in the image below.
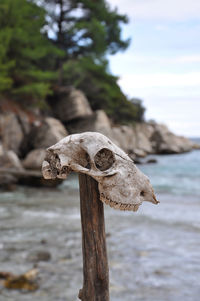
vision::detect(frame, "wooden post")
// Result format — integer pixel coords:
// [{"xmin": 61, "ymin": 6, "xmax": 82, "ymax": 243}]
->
[{"xmin": 78, "ymin": 174, "xmax": 109, "ymax": 301}]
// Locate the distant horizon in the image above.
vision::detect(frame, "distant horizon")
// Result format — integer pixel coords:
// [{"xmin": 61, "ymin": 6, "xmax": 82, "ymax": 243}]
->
[
  {"xmin": 108, "ymin": 0, "xmax": 200, "ymax": 137},
  {"xmin": 189, "ymin": 136, "xmax": 200, "ymax": 140}
]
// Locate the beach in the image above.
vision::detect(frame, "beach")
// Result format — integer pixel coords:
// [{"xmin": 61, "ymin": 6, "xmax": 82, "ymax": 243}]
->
[{"xmin": 0, "ymin": 149, "xmax": 200, "ymax": 301}]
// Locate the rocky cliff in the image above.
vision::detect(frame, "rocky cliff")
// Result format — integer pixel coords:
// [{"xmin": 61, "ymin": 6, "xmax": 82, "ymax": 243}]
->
[{"xmin": 0, "ymin": 90, "xmax": 195, "ymax": 188}]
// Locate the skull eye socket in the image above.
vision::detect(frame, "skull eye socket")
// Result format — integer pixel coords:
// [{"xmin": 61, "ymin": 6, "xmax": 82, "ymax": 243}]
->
[{"xmin": 94, "ymin": 148, "xmax": 115, "ymax": 171}]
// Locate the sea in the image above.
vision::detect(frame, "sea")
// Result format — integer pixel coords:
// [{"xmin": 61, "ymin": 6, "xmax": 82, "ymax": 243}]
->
[{"xmin": 0, "ymin": 143, "xmax": 200, "ymax": 301}]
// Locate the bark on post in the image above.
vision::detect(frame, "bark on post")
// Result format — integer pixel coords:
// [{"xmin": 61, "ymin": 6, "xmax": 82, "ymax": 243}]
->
[{"xmin": 78, "ymin": 174, "xmax": 109, "ymax": 301}]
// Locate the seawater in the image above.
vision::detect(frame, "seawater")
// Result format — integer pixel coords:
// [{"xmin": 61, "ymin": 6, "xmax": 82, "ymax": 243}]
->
[
  {"xmin": 0, "ymin": 149, "xmax": 200, "ymax": 301},
  {"xmin": 141, "ymin": 149, "xmax": 200, "ymax": 197}
]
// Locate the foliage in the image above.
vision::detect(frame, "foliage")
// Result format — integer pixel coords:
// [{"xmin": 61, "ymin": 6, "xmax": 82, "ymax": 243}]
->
[
  {"xmin": 0, "ymin": 0, "xmax": 145, "ymax": 122},
  {"xmin": 0, "ymin": 0, "xmax": 61, "ymax": 102},
  {"xmin": 42, "ymin": 0, "xmax": 130, "ymax": 59}
]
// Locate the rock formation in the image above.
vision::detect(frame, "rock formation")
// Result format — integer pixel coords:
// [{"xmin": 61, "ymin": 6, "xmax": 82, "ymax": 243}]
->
[
  {"xmin": 29, "ymin": 117, "xmax": 68, "ymax": 149},
  {"xmin": 47, "ymin": 87, "xmax": 93, "ymax": 122},
  {"xmin": 0, "ymin": 89, "xmax": 197, "ymax": 188},
  {"xmin": 23, "ymin": 149, "xmax": 46, "ymax": 170},
  {"xmin": 0, "ymin": 112, "xmax": 24, "ymax": 155}
]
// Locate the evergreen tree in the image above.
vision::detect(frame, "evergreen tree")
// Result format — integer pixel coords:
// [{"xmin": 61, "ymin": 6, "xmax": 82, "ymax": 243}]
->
[
  {"xmin": 0, "ymin": 0, "xmax": 61, "ymax": 102},
  {"xmin": 40, "ymin": 0, "xmax": 144, "ymax": 123},
  {"xmin": 42, "ymin": 0, "xmax": 130, "ymax": 58},
  {"xmin": 0, "ymin": 0, "xmax": 145, "ymax": 122},
  {"xmin": 40, "ymin": 0, "xmax": 130, "ymax": 85}
]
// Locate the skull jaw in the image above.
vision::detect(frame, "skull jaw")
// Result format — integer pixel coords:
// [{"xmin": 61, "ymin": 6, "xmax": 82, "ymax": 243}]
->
[
  {"xmin": 42, "ymin": 160, "xmax": 141, "ymax": 211},
  {"xmin": 100, "ymin": 192, "xmax": 141, "ymax": 212}
]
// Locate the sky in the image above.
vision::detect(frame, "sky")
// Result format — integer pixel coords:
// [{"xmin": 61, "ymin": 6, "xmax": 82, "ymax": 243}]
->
[{"xmin": 108, "ymin": 0, "xmax": 200, "ymax": 137}]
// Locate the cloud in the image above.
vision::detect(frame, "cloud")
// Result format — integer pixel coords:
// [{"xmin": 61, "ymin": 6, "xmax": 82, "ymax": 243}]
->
[
  {"xmin": 112, "ymin": 54, "xmax": 200, "ymax": 65},
  {"xmin": 108, "ymin": 0, "xmax": 200, "ymax": 136},
  {"xmin": 176, "ymin": 55, "xmax": 200, "ymax": 63},
  {"xmin": 108, "ymin": 0, "xmax": 200, "ymax": 21},
  {"xmin": 119, "ymin": 72, "xmax": 200, "ymax": 90}
]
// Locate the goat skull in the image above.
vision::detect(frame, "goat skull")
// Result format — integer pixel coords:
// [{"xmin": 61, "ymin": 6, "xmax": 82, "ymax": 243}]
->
[{"xmin": 42, "ymin": 132, "xmax": 158, "ymax": 211}]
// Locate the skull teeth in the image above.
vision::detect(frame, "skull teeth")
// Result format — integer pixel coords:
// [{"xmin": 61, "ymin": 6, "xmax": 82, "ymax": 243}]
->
[{"xmin": 100, "ymin": 193, "xmax": 140, "ymax": 212}]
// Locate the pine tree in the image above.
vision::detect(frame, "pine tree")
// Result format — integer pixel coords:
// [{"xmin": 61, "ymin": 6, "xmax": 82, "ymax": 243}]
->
[
  {"xmin": 0, "ymin": 0, "xmax": 61, "ymax": 102},
  {"xmin": 40, "ymin": 0, "xmax": 144, "ymax": 123},
  {"xmin": 40, "ymin": 0, "xmax": 130, "ymax": 84},
  {"xmin": 42, "ymin": 0, "xmax": 130, "ymax": 58}
]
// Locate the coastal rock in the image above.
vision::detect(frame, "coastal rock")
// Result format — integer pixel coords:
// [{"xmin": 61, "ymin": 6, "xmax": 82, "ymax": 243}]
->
[
  {"xmin": 133, "ymin": 148, "xmax": 147, "ymax": 158},
  {"xmin": 0, "ymin": 112, "xmax": 24, "ymax": 155},
  {"xmin": 30, "ymin": 117, "xmax": 68, "ymax": 149},
  {"xmin": 66, "ymin": 110, "xmax": 193, "ymax": 156},
  {"xmin": 67, "ymin": 111, "xmax": 136, "ymax": 153},
  {"xmin": 0, "ymin": 149, "xmax": 23, "ymax": 170},
  {"xmin": 0, "ymin": 149, "xmax": 23, "ymax": 187},
  {"xmin": 146, "ymin": 158, "xmax": 157, "ymax": 164},
  {"xmin": 0, "ymin": 144, "xmax": 3, "ymax": 156},
  {"xmin": 48, "ymin": 87, "xmax": 93, "ymax": 122},
  {"xmin": 23, "ymin": 149, "xmax": 46, "ymax": 170},
  {"xmin": 109, "ymin": 126, "xmax": 136, "ymax": 152},
  {"xmin": 151, "ymin": 124, "xmax": 193, "ymax": 154},
  {"xmin": 109, "ymin": 123, "xmax": 154, "ymax": 157},
  {"xmin": 68, "ymin": 113, "xmax": 151, "ymax": 156},
  {"xmin": 133, "ymin": 123, "xmax": 154, "ymax": 154},
  {"xmin": 193, "ymin": 143, "xmax": 200, "ymax": 150},
  {"xmin": 68, "ymin": 110, "xmax": 111, "ymax": 133},
  {"xmin": 17, "ymin": 110, "xmax": 31, "ymax": 135}
]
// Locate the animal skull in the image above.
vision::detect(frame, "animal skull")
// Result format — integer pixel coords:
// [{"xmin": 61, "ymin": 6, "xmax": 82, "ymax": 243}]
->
[{"xmin": 42, "ymin": 132, "xmax": 158, "ymax": 211}]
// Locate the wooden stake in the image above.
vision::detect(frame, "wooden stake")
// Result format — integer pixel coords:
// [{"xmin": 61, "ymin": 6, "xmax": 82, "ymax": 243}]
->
[{"xmin": 78, "ymin": 174, "xmax": 109, "ymax": 301}]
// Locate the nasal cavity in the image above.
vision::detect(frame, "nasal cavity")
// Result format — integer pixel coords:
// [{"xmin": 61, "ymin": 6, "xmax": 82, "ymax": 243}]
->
[
  {"xmin": 78, "ymin": 150, "xmax": 91, "ymax": 169},
  {"xmin": 94, "ymin": 148, "xmax": 115, "ymax": 171},
  {"xmin": 140, "ymin": 190, "xmax": 145, "ymax": 197}
]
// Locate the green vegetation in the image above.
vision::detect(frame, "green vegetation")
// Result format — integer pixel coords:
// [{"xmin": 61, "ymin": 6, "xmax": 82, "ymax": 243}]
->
[
  {"xmin": 0, "ymin": 0, "xmax": 61, "ymax": 102},
  {"xmin": 0, "ymin": 0, "xmax": 145, "ymax": 123}
]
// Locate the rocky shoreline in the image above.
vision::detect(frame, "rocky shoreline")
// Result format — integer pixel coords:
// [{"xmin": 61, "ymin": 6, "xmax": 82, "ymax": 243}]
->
[{"xmin": 0, "ymin": 89, "xmax": 197, "ymax": 188}]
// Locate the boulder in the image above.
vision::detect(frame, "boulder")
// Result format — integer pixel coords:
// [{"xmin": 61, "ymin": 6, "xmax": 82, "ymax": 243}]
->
[
  {"xmin": 68, "ymin": 110, "xmax": 111, "ymax": 134},
  {"xmin": 68, "ymin": 111, "xmax": 152, "ymax": 156},
  {"xmin": 48, "ymin": 87, "xmax": 93, "ymax": 122},
  {"xmin": 68, "ymin": 111, "xmax": 147, "ymax": 156},
  {"xmin": 30, "ymin": 117, "xmax": 68, "ymax": 149},
  {"xmin": 0, "ymin": 149, "xmax": 23, "ymax": 170},
  {"xmin": 0, "ymin": 112, "xmax": 24, "ymax": 155},
  {"xmin": 0, "ymin": 149, "xmax": 23, "ymax": 188},
  {"xmin": 133, "ymin": 123, "xmax": 154, "ymax": 154},
  {"xmin": 193, "ymin": 143, "xmax": 200, "ymax": 150},
  {"xmin": 146, "ymin": 158, "xmax": 157, "ymax": 164},
  {"xmin": 0, "ymin": 144, "xmax": 3, "ymax": 156},
  {"xmin": 108, "ymin": 125, "xmax": 137, "ymax": 153},
  {"xmin": 107, "ymin": 123, "xmax": 154, "ymax": 157},
  {"xmin": 17, "ymin": 110, "xmax": 31, "ymax": 135},
  {"xmin": 23, "ymin": 149, "xmax": 46, "ymax": 170},
  {"xmin": 133, "ymin": 148, "xmax": 147, "ymax": 158},
  {"xmin": 150, "ymin": 124, "xmax": 193, "ymax": 154}
]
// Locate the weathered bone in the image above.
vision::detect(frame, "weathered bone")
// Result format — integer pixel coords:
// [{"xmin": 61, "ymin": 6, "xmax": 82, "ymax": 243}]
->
[{"xmin": 42, "ymin": 132, "xmax": 158, "ymax": 211}]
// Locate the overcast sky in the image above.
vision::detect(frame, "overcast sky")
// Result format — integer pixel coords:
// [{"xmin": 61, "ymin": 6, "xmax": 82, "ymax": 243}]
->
[{"xmin": 108, "ymin": 0, "xmax": 200, "ymax": 137}]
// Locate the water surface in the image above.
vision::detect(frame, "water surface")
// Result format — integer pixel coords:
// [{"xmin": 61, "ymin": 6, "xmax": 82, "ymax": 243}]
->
[{"xmin": 0, "ymin": 150, "xmax": 200, "ymax": 301}]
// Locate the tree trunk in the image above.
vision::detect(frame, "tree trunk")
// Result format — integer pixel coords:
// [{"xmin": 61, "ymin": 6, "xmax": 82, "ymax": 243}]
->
[{"xmin": 78, "ymin": 174, "xmax": 109, "ymax": 301}]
